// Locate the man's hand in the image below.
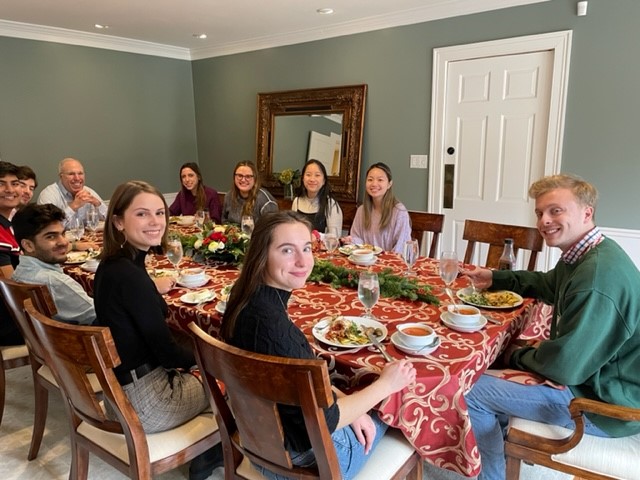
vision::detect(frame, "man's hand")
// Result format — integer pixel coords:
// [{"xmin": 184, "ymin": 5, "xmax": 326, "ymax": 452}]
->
[
  {"xmin": 70, "ymin": 189, "xmax": 101, "ymax": 210},
  {"xmin": 350, "ymin": 413, "xmax": 377, "ymax": 454}
]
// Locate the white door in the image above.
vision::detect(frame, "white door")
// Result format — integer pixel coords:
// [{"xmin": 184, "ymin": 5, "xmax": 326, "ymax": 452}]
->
[{"xmin": 429, "ymin": 31, "xmax": 573, "ymax": 270}]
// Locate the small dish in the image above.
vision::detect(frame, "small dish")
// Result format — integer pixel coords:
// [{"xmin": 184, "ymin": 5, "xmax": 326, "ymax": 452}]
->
[
  {"xmin": 180, "ymin": 290, "xmax": 215, "ymax": 304},
  {"xmin": 348, "ymin": 255, "xmax": 377, "ymax": 266},
  {"xmin": 440, "ymin": 312, "xmax": 487, "ymax": 333},
  {"xmin": 215, "ymin": 301, "xmax": 226, "ymax": 314},
  {"xmin": 339, "ymin": 245, "xmax": 383, "ymax": 256},
  {"xmin": 177, "ymin": 215, "xmax": 195, "ymax": 226},
  {"xmin": 177, "ymin": 275, "xmax": 212, "ymax": 288},
  {"xmin": 391, "ymin": 332, "xmax": 440, "ymax": 356},
  {"xmin": 80, "ymin": 261, "xmax": 99, "ymax": 273}
]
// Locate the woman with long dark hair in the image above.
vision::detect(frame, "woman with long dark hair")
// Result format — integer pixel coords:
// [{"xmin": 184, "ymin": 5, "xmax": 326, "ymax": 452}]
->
[
  {"xmin": 291, "ymin": 159, "xmax": 343, "ymax": 232},
  {"xmin": 221, "ymin": 161, "xmax": 277, "ymax": 224},
  {"xmin": 221, "ymin": 211, "xmax": 416, "ymax": 479},
  {"xmin": 169, "ymin": 162, "xmax": 222, "ymax": 222},
  {"xmin": 346, "ymin": 162, "xmax": 411, "ymax": 253}
]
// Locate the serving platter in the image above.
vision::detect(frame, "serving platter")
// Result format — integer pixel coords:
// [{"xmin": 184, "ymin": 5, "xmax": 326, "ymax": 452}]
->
[
  {"xmin": 312, "ymin": 316, "xmax": 387, "ymax": 348},
  {"xmin": 456, "ymin": 287, "xmax": 523, "ymax": 309}
]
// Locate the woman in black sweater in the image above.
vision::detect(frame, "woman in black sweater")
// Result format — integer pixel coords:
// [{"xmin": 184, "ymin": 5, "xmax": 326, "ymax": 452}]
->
[
  {"xmin": 220, "ymin": 211, "xmax": 416, "ymax": 479},
  {"xmin": 94, "ymin": 180, "xmax": 220, "ymax": 479}
]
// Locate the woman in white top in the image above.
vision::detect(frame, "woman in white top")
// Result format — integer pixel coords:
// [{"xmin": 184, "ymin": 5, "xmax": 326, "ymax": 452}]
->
[
  {"xmin": 346, "ymin": 162, "xmax": 411, "ymax": 253},
  {"xmin": 291, "ymin": 159, "xmax": 343, "ymax": 233}
]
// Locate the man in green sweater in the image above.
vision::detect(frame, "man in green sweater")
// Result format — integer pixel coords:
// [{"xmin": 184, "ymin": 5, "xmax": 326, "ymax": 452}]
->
[{"xmin": 465, "ymin": 174, "xmax": 640, "ymax": 480}]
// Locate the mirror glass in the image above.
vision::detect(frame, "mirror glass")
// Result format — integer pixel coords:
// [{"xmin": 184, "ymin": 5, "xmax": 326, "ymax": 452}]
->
[{"xmin": 256, "ymin": 84, "xmax": 367, "ymax": 202}]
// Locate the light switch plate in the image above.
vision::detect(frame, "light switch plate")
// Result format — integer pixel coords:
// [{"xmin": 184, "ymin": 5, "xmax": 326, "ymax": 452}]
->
[{"xmin": 410, "ymin": 155, "xmax": 428, "ymax": 169}]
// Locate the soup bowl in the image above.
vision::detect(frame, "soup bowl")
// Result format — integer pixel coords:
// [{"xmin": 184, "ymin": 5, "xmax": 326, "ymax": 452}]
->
[
  {"xmin": 351, "ymin": 248, "xmax": 374, "ymax": 262},
  {"xmin": 447, "ymin": 304, "xmax": 482, "ymax": 326},
  {"xmin": 396, "ymin": 323, "xmax": 436, "ymax": 348},
  {"xmin": 179, "ymin": 268, "xmax": 206, "ymax": 286}
]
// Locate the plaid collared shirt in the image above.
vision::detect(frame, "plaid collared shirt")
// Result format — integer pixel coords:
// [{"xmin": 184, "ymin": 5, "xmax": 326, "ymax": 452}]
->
[{"xmin": 561, "ymin": 226, "xmax": 603, "ymax": 264}]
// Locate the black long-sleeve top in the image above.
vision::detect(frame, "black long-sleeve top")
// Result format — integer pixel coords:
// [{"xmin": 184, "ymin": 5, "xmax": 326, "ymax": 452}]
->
[
  {"xmin": 94, "ymin": 249, "xmax": 194, "ymax": 376},
  {"xmin": 228, "ymin": 284, "xmax": 340, "ymax": 452}
]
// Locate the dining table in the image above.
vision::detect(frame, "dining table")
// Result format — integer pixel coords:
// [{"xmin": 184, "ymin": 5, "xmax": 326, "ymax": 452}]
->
[{"xmin": 65, "ymin": 229, "xmax": 552, "ymax": 478}]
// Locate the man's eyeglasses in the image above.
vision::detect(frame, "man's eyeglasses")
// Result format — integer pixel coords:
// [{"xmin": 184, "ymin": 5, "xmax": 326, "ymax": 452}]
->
[{"xmin": 235, "ymin": 174, "xmax": 254, "ymax": 180}]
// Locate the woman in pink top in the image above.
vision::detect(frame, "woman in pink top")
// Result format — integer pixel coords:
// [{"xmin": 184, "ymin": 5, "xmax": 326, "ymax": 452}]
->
[{"xmin": 346, "ymin": 162, "xmax": 411, "ymax": 253}]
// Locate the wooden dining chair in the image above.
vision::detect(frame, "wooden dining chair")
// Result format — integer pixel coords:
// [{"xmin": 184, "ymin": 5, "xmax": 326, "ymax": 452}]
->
[
  {"xmin": 189, "ymin": 321, "xmax": 423, "ymax": 480},
  {"xmin": 505, "ymin": 397, "xmax": 640, "ymax": 479},
  {"xmin": 24, "ymin": 300, "xmax": 220, "ymax": 480},
  {"xmin": 0, "ymin": 265, "xmax": 31, "ymax": 429},
  {"xmin": 462, "ymin": 219, "xmax": 544, "ymax": 271},
  {"xmin": 0, "ymin": 278, "xmax": 63, "ymax": 459},
  {"xmin": 407, "ymin": 211, "xmax": 444, "ymax": 258}
]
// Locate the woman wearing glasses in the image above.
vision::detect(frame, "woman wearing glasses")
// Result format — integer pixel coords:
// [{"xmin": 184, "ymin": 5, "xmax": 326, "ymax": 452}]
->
[{"xmin": 221, "ymin": 161, "xmax": 278, "ymax": 225}]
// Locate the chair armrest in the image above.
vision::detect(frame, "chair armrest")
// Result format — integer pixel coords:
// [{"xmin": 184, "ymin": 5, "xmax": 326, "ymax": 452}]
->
[{"xmin": 508, "ymin": 397, "xmax": 640, "ymax": 455}]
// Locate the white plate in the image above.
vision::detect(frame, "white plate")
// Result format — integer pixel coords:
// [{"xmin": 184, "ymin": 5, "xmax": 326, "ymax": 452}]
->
[
  {"xmin": 148, "ymin": 269, "xmax": 179, "ymax": 279},
  {"xmin": 348, "ymin": 255, "xmax": 377, "ymax": 266},
  {"xmin": 180, "ymin": 290, "xmax": 215, "ymax": 304},
  {"xmin": 391, "ymin": 332, "xmax": 440, "ymax": 355},
  {"xmin": 339, "ymin": 244, "xmax": 383, "ymax": 256},
  {"xmin": 80, "ymin": 262, "xmax": 99, "ymax": 272},
  {"xmin": 217, "ymin": 284, "xmax": 233, "ymax": 302},
  {"xmin": 312, "ymin": 316, "xmax": 387, "ymax": 348},
  {"xmin": 176, "ymin": 215, "xmax": 195, "ymax": 226},
  {"xmin": 177, "ymin": 275, "xmax": 212, "ymax": 288},
  {"xmin": 456, "ymin": 287, "xmax": 524, "ymax": 309},
  {"xmin": 215, "ymin": 302, "xmax": 226, "ymax": 314},
  {"xmin": 66, "ymin": 251, "xmax": 95, "ymax": 264},
  {"xmin": 440, "ymin": 312, "xmax": 487, "ymax": 333}
]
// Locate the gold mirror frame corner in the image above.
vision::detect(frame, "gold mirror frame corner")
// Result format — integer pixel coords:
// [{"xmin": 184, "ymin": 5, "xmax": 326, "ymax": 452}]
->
[{"xmin": 256, "ymin": 84, "xmax": 367, "ymax": 203}]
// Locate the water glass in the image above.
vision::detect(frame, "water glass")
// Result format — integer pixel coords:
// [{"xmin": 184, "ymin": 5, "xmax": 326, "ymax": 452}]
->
[
  {"xmin": 67, "ymin": 215, "xmax": 85, "ymax": 242},
  {"xmin": 402, "ymin": 239, "xmax": 419, "ymax": 276},
  {"xmin": 241, "ymin": 215, "xmax": 254, "ymax": 237},
  {"xmin": 323, "ymin": 227, "xmax": 339, "ymax": 259},
  {"xmin": 439, "ymin": 251, "xmax": 459, "ymax": 288},
  {"xmin": 166, "ymin": 233, "xmax": 183, "ymax": 275},
  {"xmin": 195, "ymin": 209, "xmax": 208, "ymax": 230},
  {"xmin": 84, "ymin": 207, "xmax": 99, "ymax": 239},
  {"xmin": 358, "ymin": 271, "xmax": 379, "ymax": 318}
]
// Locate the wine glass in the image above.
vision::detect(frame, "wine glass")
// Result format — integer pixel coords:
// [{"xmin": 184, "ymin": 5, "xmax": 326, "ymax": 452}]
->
[
  {"xmin": 358, "ymin": 271, "xmax": 379, "ymax": 318},
  {"xmin": 166, "ymin": 233, "xmax": 183, "ymax": 276},
  {"xmin": 323, "ymin": 227, "xmax": 339, "ymax": 259},
  {"xmin": 84, "ymin": 207, "xmax": 99, "ymax": 240},
  {"xmin": 402, "ymin": 239, "xmax": 419, "ymax": 276},
  {"xmin": 67, "ymin": 215, "xmax": 85, "ymax": 242},
  {"xmin": 241, "ymin": 215, "xmax": 254, "ymax": 237},
  {"xmin": 195, "ymin": 209, "xmax": 208, "ymax": 230},
  {"xmin": 439, "ymin": 250, "xmax": 459, "ymax": 296}
]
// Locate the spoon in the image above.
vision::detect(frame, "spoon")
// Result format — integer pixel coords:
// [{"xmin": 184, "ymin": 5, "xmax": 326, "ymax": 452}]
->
[
  {"xmin": 415, "ymin": 336, "xmax": 441, "ymax": 353},
  {"xmin": 444, "ymin": 287, "xmax": 460, "ymax": 313}
]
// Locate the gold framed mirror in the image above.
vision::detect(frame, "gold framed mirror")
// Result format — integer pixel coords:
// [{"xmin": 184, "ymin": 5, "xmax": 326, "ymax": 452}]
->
[{"xmin": 256, "ymin": 84, "xmax": 367, "ymax": 202}]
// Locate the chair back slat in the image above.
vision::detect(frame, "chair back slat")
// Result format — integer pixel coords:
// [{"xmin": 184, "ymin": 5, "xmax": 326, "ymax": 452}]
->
[
  {"xmin": 189, "ymin": 322, "xmax": 340, "ymax": 479},
  {"xmin": 24, "ymin": 299, "xmax": 126, "ymax": 434},
  {"xmin": 463, "ymin": 219, "xmax": 544, "ymax": 271},
  {"xmin": 407, "ymin": 211, "xmax": 444, "ymax": 258}
]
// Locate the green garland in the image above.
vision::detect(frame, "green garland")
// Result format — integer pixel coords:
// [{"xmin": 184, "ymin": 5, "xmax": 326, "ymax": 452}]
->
[{"xmin": 309, "ymin": 260, "xmax": 440, "ymax": 305}]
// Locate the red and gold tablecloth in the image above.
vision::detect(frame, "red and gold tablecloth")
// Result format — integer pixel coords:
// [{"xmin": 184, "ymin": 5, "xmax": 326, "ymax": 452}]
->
[{"xmin": 66, "ymin": 247, "xmax": 549, "ymax": 478}]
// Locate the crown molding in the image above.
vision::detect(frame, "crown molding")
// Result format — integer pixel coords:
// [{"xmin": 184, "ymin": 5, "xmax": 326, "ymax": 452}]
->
[
  {"xmin": 1, "ymin": 0, "xmax": 549, "ymax": 61},
  {"xmin": 0, "ymin": 19, "xmax": 191, "ymax": 60}
]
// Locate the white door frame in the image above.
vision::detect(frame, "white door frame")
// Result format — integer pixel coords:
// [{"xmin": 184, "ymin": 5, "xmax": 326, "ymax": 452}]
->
[{"xmin": 428, "ymin": 30, "xmax": 572, "ymax": 270}]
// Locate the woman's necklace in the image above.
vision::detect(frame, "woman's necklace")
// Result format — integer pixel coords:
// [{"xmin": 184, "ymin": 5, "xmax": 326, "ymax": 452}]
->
[{"xmin": 275, "ymin": 290, "xmax": 291, "ymax": 320}]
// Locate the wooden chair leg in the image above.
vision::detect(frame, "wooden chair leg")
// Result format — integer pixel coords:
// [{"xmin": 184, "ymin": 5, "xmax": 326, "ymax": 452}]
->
[
  {"xmin": 0, "ymin": 363, "xmax": 6, "ymax": 426},
  {"xmin": 506, "ymin": 454, "xmax": 522, "ymax": 480},
  {"xmin": 71, "ymin": 441, "xmax": 90, "ymax": 480},
  {"xmin": 28, "ymin": 378, "xmax": 50, "ymax": 460}
]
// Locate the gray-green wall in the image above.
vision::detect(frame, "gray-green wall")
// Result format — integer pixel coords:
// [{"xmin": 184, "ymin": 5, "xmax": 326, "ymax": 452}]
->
[
  {"xmin": 1, "ymin": 0, "xmax": 639, "ymax": 229},
  {"xmin": 0, "ymin": 37, "xmax": 197, "ymax": 197},
  {"xmin": 193, "ymin": 0, "xmax": 640, "ymax": 229}
]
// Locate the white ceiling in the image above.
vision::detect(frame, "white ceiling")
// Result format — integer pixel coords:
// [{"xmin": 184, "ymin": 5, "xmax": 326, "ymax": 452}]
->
[{"xmin": 0, "ymin": 0, "xmax": 548, "ymax": 60}]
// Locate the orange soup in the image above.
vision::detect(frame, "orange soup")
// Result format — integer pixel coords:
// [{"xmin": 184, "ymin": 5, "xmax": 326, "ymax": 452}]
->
[
  {"xmin": 458, "ymin": 308, "xmax": 478, "ymax": 315},
  {"xmin": 401, "ymin": 327, "xmax": 430, "ymax": 336}
]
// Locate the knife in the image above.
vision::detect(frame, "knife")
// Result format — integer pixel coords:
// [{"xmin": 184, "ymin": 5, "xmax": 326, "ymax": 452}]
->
[{"xmin": 366, "ymin": 331, "xmax": 393, "ymax": 362}]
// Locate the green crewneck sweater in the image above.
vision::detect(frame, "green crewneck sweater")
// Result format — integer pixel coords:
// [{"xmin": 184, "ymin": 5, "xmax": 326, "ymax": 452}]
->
[{"xmin": 492, "ymin": 238, "xmax": 640, "ymax": 437}]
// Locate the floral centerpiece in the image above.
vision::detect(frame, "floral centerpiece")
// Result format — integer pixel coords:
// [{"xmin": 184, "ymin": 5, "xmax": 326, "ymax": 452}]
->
[
  {"xmin": 180, "ymin": 224, "xmax": 250, "ymax": 264},
  {"xmin": 277, "ymin": 168, "xmax": 301, "ymax": 199}
]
